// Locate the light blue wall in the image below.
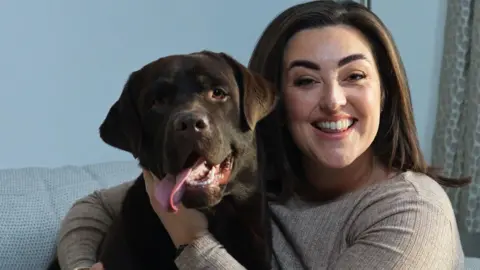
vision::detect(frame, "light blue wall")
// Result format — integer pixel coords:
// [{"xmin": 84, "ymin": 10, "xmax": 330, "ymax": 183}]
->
[
  {"xmin": 0, "ymin": 0, "xmax": 446, "ymax": 169},
  {"xmin": 373, "ymin": 0, "xmax": 447, "ymax": 165}
]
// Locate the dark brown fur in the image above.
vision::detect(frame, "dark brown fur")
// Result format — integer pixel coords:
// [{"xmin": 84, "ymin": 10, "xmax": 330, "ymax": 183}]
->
[{"xmin": 48, "ymin": 51, "xmax": 276, "ymax": 270}]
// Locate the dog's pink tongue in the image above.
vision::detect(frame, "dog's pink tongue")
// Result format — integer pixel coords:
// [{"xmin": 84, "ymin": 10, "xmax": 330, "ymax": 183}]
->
[{"xmin": 154, "ymin": 168, "xmax": 191, "ymax": 213}]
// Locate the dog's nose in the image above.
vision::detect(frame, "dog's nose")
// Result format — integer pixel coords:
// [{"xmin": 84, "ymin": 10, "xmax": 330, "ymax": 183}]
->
[{"xmin": 173, "ymin": 112, "xmax": 210, "ymax": 134}]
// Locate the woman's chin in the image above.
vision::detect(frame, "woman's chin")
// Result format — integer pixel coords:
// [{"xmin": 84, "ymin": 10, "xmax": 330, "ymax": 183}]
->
[
  {"xmin": 320, "ymin": 159, "xmax": 353, "ymax": 169},
  {"xmin": 313, "ymin": 150, "xmax": 356, "ymax": 169},
  {"xmin": 314, "ymin": 147, "xmax": 374, "ymax": 171}
]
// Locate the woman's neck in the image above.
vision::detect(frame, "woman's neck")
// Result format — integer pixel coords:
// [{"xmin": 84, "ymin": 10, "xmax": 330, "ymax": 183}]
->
[{"xmin": 300, "ymin": 150, "xmax": 387, "ymax": 199}]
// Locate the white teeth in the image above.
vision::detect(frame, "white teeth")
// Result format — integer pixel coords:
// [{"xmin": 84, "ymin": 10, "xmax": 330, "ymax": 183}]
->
[
  {"xmin": 184, "ymin": 156, "xmax": 231, "ymax": 187},
  {"xmin": 315, "ymin": 119, "xmax": 353, "ymax": 131},
  {"xmin": 189, "ymin": 161, "xmax": 209, "ymax": 179},
  {"xmin": 186, "ymin": 166, "xmax": 215, "ymax": 186}
]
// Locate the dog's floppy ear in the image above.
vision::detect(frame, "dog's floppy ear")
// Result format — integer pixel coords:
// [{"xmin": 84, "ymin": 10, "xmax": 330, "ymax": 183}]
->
[
  {"xmin": 219, "ymin": 53, "xmax": 277, "ymax": 130},
  {"xmin": 99, "ymin": 70, "xmax": 144, "ymax": 158}
]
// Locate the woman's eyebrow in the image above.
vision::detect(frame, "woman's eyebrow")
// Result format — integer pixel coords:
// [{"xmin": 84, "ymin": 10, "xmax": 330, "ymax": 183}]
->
[{"xmin": 287, "ymin": 53, "xmax": 368, "ymax": 71}]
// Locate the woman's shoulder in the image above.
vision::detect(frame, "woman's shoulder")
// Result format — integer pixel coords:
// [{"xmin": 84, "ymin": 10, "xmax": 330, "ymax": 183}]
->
[
  {"xmin": 363, "ymin": 171, "xmax": 457, "ymax": 224},
  {"xmin": 342, "ymin": 171, "xmax": 461, "ymax": 255},
  {"xmin": 385, "ymin": 171, "xmax": 453, "ymax": 208},
  {"xmin": 397, "ymin": 171, "xmax": 447, "ymax": 194}
]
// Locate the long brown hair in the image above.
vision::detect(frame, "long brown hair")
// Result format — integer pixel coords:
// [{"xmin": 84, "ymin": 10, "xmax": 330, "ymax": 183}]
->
[{"xmin": 249, "ymin": 0, "xmax": 470, "ymax": 200}]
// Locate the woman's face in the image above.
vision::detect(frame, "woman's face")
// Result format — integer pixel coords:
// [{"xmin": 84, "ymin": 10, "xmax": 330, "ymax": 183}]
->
[{"xmin": 283, "ymin": 25, "xmax": 382, "ymax": 169}]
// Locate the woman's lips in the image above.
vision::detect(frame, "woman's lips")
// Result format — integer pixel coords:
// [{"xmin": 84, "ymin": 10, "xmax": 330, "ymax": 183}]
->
[{"xmin": 311, "ymin": 118, "xmax": 356, "ymax": 139}]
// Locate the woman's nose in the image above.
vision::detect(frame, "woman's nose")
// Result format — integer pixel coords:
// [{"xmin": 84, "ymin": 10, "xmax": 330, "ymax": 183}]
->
[{"xmin": 319, "ymin": 82, "xmax": 347, "ymax": 112}]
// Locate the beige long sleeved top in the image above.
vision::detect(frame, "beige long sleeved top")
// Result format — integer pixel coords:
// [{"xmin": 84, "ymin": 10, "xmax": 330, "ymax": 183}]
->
[{"xmin": 57, "ymin": 171, "xmax": 465, "ymax": 270}]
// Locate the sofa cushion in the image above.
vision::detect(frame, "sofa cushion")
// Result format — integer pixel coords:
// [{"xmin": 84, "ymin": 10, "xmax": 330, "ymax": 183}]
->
[{"xmin": 0, "ymin": 161, "xmax": 140, "ymax": 270}]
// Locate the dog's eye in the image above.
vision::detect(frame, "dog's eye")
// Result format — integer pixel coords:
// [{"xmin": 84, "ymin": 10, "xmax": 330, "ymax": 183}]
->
[
  {"xmin": 153, "ymin": 98, "xmax": 166, "ymax": 107},
  {"xmin": 209, "ymin": 88, "xmax": 228, "ymax": 101}
]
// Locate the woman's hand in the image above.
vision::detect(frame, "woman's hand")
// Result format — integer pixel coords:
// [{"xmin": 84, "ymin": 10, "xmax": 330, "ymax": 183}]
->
[
  {"xmin": 90, "ymin": 262, "xmax": 104, "ymax": 270},
  {"xmin": 142, "ymin": 169, "xmax": 209, "ymax": 247}
]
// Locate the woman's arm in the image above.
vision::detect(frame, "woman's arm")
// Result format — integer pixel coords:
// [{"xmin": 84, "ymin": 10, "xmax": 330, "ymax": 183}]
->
[
  {"xmin": 57, "ymin": 173, "xmax": 248, "ymax": 270},
  {"xmin": 331, "ymin": 176, "xmax": 464, "ymax": 270},
  {"xmin": 56, "ymin": 181, "xmax": 133, "ymax": 270},
  {"xmin": 174, "ymin": 233, "xmax": 247, "ymax": 270}
]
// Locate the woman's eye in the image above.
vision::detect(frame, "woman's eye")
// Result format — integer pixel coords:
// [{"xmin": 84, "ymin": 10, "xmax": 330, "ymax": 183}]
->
[
  {"xmin": 293, "ymin": 78, "xmax": 316, "ymax": 87},
  {"xmin": 346, "ymin": 73, "xmax": 366, "ymax": 81}
]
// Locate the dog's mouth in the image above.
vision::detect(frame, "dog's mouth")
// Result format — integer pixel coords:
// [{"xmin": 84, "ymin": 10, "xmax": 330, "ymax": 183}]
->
[
  {"xmin": 153, "ymin": 151, "xmax": 234, "ymax": 213},
  {"xmin": 181, "ymin": 152, "xmax": 234, "ymax": 188}
]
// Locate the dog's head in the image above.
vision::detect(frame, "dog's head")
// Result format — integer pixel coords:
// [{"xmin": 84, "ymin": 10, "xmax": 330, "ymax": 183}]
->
[{"xmin": 100, "ymin": 51, "xmax": 277, "ymax": 212}]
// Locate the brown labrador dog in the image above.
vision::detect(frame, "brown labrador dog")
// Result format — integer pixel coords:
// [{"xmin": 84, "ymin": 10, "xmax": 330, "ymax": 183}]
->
[{"xmin": 48, "ymin": 51, "xmax": 277, "ymax": 270}]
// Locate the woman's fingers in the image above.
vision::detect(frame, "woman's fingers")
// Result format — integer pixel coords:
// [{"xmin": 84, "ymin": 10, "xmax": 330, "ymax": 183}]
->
[{"xmin": 90, "ymin": 262, "xmax": 104, "ymax": 270}]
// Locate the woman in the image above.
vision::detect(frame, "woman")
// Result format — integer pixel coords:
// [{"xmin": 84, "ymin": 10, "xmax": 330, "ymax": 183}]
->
[{"xmin": 57, "ymin": 1, "xmax": 469, "ymax": 269}]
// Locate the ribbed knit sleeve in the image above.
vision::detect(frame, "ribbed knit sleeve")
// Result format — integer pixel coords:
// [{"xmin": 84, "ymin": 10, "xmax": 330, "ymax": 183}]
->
[{"xmin": 56, "ymin": 181, "xmax": 133, "ymax": 270}]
